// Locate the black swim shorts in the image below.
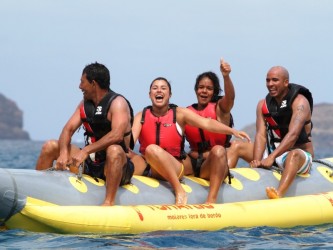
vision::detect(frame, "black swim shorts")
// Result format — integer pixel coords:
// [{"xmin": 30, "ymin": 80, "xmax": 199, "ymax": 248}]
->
[{"xmin": 83, "ymin": 157, "xmax": 134, "ymax": 186}]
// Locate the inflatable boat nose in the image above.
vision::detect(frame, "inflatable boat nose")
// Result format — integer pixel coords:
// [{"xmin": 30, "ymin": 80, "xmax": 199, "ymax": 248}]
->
[{"xmin": 0, "ymin": 168, "xmax": 25, "ymax": 224}]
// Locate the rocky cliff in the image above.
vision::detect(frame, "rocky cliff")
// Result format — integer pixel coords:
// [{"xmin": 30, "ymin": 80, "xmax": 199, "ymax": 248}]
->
[
  {"xmin": 241, "ymin": 102, "xmax": 333, "ymax": 158},
  {"xmin": 0, "ymin": 93, "xmax": 30, "ymax": 140}
]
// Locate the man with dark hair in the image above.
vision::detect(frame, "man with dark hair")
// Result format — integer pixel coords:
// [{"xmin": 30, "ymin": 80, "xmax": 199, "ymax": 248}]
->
[{"xmin": 36, "ymin": 62, "xmax": 134, "ymax": 206}]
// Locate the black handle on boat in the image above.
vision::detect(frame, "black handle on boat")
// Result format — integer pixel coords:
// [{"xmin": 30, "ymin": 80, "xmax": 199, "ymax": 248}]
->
[{"xmin": 77, "ymin": 161, "xmax": 84, "ymax": 181}]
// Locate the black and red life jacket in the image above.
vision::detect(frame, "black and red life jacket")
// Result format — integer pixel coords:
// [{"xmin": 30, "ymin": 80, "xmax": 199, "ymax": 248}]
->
[
  {"xmin": 262, "ymin": 83, "xmax": 313, "ymax": 151},
  {"xmin": 80, "ymin": 89, "xmax": 134, "ymax": 161}
]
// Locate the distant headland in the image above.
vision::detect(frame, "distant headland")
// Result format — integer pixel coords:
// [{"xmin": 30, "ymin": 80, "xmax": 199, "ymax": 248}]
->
[{"xmin": 0, "ymin": 93, "xmax": 30, "ymax": 140}]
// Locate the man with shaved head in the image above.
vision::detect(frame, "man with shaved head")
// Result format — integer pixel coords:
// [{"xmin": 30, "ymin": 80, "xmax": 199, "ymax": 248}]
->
[{"xmin": 250, "ymin": 66, "xmax": 314, "ymax": 199}]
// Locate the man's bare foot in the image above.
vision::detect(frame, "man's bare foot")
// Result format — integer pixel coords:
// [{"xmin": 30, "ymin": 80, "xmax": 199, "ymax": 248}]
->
[
  {"xmin": 175, "ymin": 191, "xmax": 187, "ymax": 205},
  {"xmin": 266, "ymin": 187, "xmax": 280, "ymax": 199}
]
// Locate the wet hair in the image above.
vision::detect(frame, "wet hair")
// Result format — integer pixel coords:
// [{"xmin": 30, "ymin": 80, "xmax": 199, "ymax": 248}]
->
[
  {"xmin": 149, "ymin": 77, "xmax": 172, "ymax": 94},
  {"xmin": 82, "ymin": 62, "xmax": 110, "ymax": 89},
  {"xmin": 195, "ymin": 71, "xmax": 222, "ymax": 102}
]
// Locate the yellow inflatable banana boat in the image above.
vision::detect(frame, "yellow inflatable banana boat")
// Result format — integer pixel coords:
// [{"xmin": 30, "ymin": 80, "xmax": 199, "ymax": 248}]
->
[{"xmin": 1, "ymin": 158, "xmax": 333, "ymax": 234}]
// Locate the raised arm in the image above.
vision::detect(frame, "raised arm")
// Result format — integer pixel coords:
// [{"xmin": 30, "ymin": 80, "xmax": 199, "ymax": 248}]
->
[{"xmin": 216, "ymin": 58, "xmax": 235, "ymax": 124}]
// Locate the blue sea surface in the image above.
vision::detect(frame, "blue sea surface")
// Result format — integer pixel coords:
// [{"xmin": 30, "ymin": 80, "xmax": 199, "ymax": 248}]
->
[{"xmin": 0, "ymin": 140, "xmax": 333, "ymax": 249}]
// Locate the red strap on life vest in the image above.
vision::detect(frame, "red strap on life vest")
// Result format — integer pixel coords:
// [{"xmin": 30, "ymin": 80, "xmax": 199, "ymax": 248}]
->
[
  {"xmin": 80, "ymin": 104, "xmax": 96, "ymax": 143},
  {"xmin": 262, "ymin": 100, "xmax": 281, "ymax": 138}
]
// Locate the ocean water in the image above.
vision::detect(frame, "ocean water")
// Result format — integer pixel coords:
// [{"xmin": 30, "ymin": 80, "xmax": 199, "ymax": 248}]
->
[{"xmin": 0, "ymin": 140, "xmax": 333, "ymax": 249}]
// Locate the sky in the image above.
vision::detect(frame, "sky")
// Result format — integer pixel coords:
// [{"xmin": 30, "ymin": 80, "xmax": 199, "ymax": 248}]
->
[{"xmin": 1, "ymin": 0, "xmax": 332, "ymax": 142}]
